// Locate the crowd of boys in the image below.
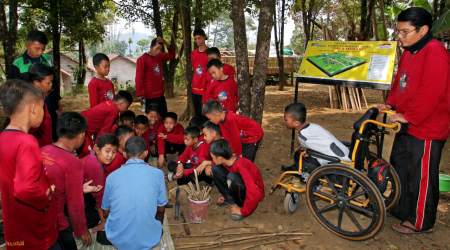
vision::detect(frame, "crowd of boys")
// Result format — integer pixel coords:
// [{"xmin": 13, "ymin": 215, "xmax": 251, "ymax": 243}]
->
[{"xmin": 1, "ymin": 6, "xmax": 449, "ymax": 249}]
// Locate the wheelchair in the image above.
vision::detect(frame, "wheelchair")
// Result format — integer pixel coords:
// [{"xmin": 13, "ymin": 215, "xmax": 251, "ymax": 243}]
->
[{"xmin": 269, "ymin": 108, "xmax": 402, "ymax": 241}]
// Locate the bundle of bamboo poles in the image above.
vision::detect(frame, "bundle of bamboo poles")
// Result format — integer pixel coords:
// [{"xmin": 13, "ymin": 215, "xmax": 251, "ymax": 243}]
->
[
  {"xmin": 184, "ymin": 169, "xmax": 211, "ymax": 201},
  {"xmin": 329, "ymin": 86, "xmax": 368, "ymax": 110}
]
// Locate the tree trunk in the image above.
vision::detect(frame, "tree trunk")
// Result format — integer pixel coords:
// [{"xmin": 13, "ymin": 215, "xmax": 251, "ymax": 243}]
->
[
  {"xmin": 230, "ymin": 0, "xmax": 252, "ymax": 117},
  {"xmin": 278, "ymin": 0, "xmax": 285, "ymax": 91},
  {"xmin": 359, "ymin": 0, "xmax": 376, "ymax": 41},
  {"xmin": 50, "ymin": 0, "xmax": 61, "ymax": 96},
  {"xmin": 193, "ymin": 0, "xmax": 203, "ymax": 50},
  {"xmin": 433, "ymin": 0, "xmax": 439, "ymax": 21},
  {"xmin": 179, "ymin": 0, "xmax": 195, "ymax": 121},
  {"xmin": 251, "ymin": 0, "xmax": 276, "ymax": 125},
  {"xmin": 439, "ymin": 0, "xmax": 446, "ymax": 17},
  {"xmin": 0, "ymin": 0, "xmax": 19, "ymax": 79},
  {"xmin": 78, "ymin": 39, "xmax": 86, "ymax": 85},
  {"xmin": 165, "ymin": 4, "xmax": 181, "ymax": 99}
]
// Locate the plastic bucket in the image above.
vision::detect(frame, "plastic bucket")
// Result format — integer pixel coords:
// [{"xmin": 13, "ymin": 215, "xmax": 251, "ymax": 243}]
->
[
  {"xmin": 439, "ymin": 174, "xmax": 450, "ymax": 192},
  {"xmin": 188, "ymin": 196, "xmax": 211, "ymax": 223}
]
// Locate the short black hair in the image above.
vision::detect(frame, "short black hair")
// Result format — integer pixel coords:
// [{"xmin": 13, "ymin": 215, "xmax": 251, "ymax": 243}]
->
[
  {"xmin": 164, "ymin": 112, "xmax": 178, "ymax": 122},
  {"xmin": 193, "ymin": 28, "xmax": 207, "ymax": 39},
  {"xmin": 56, "ymin": 112, "xmax": 87, "ymax": 139},
  {"xmin": 97, "ymin": 134, "xmax": 119, "ymax": 149},
  {"xmin": 202, "ymin": 99, "xmax": 223, "ymax": 115},
  {"xmin": 189, "ymin": 116, "xmax": 204, "ymax": 130},
  {"xmin": 209, "ymin": 139, "xmax": 232, "ymax": 160},
  {"xmin": 0, "ymin": 79, "xmax": 46, "ymax": 116},
  {"xmin": 114, "ymin": 90, "xmax": 133, "ymax": 104},
  {"xmin": 150, "ymin": 38, "xmax": 164, "ymax": 47},
  {"xmin": 29, "ymin": 63, "xmax": 55, "ymax": 83},
  {"xmin": 203, "ymin": 121, "xmax": 222, "ymax": 136},
  {"xmin": 135, "ymin": 115, "xmax": 149, "ymax": 125},
  {"xmin": 27, "ymin": 30, "xmax": 48, "ymax": 45},
  {"xmin": 146, "ymin": 103, "xmax": 160, "ymax": 114},
  {"xmin": 206, "ymin": 58, "xmax": 223, "ymax": 71},
  {"xmin": 125, "ymin": 136, "xmax": 147, "ymax": 157},
  {"xmin": 119, "ymin": 110, "xmax": 136, "ymax": 124},
  {"xmin": 93, "ymin": 53, "xmax": 109, "ymax": 67},
  {"xmin": 398, "ymin": 7, "xmax": 433, "ymax": 30},
  {"xmin": 285, "ymin": 102, "xmax": 306, "ymax": 123},
  {"xmin": 184, "ymin": 125, "xmax": 200, "ymax": 139},
  {"xmin": 207, "ymin": 47, "xmax": 221, "ymax": 57},
  {"xmin": 114, "ymin": 124, "xmax": 134, "ymax": 138}
]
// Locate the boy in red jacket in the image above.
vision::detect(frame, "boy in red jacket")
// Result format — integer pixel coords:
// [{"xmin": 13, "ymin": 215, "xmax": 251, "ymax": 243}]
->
[
  {"xmin": 88, "ymin": 53, "xmax": 115, "ymax": 108},
  {"xmin": 136, "ymin": 37, "xmax": 175, "ymax": 117},
  {"xmin": 167, "ymin": 126, "xmax": 212, "ymax": 185},
  {"xmin": 203, "ymin": 99, "xmax": 263, "ymax": 162},
  {"xmin": 82, "ymin": 134, "xmax": 119, "ymax": 234},
  {"xmin": 209, "ymin": 139, "xmax": 264, "ymax": 221},
  {"xmin": 195, "ymin": 121, "xmax": 223, "ymax": 176},
  {"xmin": 28, "ymin": 62, "xmax": 54, "ymax": 147},
  {"xmin": 42, "ymin": 112, "xmax": 92, "ymax": 249},
  {"xmin": 204, "ymin": 47, "xmax": 237, "ymax": 105},
  {"xmin": 109, "ymin": 110, "xmax": 136, "ymax": 134},
  {"xmin": 145, "ymin": 103, "xmax": 163, "ymax": 158},
  {"xmin": 156, "ymin": 112, "xmax": 186, "ymax": 168},
  {"xmin": 77, "ymin": 90, "xmax": 132, "ymax": 158},
  {"xmin": 0, "ymin": 79, "xmax": 58, "ymax": 249},
  {"xmin": 105, "ymin": 125, "xmax": 134, "ymax": 177},
  {"xmin": 191, "ymin": 29, "xmax": 209, "ymax": 117},
  {"xmin": 205, "ymin": 59, "xmax": 239, "ymax": 112}
]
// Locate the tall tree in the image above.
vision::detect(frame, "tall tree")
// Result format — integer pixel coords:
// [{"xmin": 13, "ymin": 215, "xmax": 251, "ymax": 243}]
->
[
  {"xmin": 0, "ymin": 0, "xmax": 19, "ymax": 79},
  {"xmin": 273, "ymin": 0, "xmax": 285, "ymax": 91},
  {"xmin": 359, "ymin": 0, "xmax": 376, "ymax": 41},
  {"xmin": 230, "ymin": 0, "xmax": 252, "ymax": 117},
  {"xmin": 179, "ymin": 0, "xmax": 195, "ymax": 120},
  {"xmin": 251, "ymin": 0, "xmax": 276, "ymax": 124}
]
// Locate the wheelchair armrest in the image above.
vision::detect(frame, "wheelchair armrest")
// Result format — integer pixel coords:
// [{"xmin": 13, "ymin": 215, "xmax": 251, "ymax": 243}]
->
[
  {"xmin": 339, "ymin": 140, "xmax": 351, "ymax": 148},
  {"xmin": 306, "ymin": 148, "xmax": 341, "ymax": 163}
]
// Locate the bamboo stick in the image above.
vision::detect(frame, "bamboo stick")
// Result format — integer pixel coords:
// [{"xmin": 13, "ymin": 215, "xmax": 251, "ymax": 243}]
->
[
  {"xmin": 194, "ymin": 169, "xmax": 201, "ymax": 199},
  {"xmin": 329, "ymin": 86, "xmax": 334, "ymax": 109},
  {"xmin": 361, "ymin": 89, "xmax": 369, "ymax": 108},
  {"xmin": 355, "ymin": 88, "xmax": 362, "ymax": 110},
  {"xmin": 241, "ymin": 237, "xmax": 303, "ymax": 250}
]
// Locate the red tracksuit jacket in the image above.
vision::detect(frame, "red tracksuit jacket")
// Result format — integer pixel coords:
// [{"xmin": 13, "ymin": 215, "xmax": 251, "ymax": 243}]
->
[
  {"xmin": 136, "ymin": 48, "xmax": 175, "ymax": 99},
  {"xmin": 177, "ymin": 141, "xmax": 211, "ymax": 177},
  {"xmin": 82, "ymin": 153, "xmax": 106, "ymax": 208},
  {"xmin": 225, "ymin": 157, "xmax": 264, "ymax": 217},
  {"xmin": 191, "ymin": 48, "xmax": 208, "ymax": 95},
  {"xmin": 203, "ymin": 63, "xmax": 236, "ymax": 104},
  {"xmin": 219, "ymin": 111, "xmax": 264, "ymax": 156},
  {"xmin": 157, "ymin": 123, "xmax": 184, "ymax": 155},
  {"xmin": 81, "ymin": 100, "xmax": 120, "ymax": 140},
  {"xmin": 0, "ymin": 130, "xmax": 57, "ymax": 249},
  {"xmin": 387, "ymin": 39, "xmax": 450, "ymax": 141},
  {"xmin": 205, "ymin": 76, "xmax": 239, "ymax": 113},
  {"xmin": 141, "ymin": 116, "xmax": 163, "ymax": 152},
  {"xmin": 88, "ymin": 77, "xmax": 115, "ymax": 108},
  {"xmin": 42, "ymin": 145, "xmax": 87, "ymax": 237},
  {"xmin": 29, "ymin": 103, "xmax": 52, "ymax": 148}
]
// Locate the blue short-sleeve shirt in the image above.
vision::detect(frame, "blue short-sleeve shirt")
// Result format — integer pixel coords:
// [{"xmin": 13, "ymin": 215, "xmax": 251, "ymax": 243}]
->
[{"xmin": 102, "ymin": 158, "xmax": 167, "ymax": 250}]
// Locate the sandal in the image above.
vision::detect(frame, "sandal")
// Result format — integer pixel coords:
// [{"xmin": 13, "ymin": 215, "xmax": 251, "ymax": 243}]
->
[{"xmin": 392, "ymin": 221, "xmax": 433, "ymax": 235}]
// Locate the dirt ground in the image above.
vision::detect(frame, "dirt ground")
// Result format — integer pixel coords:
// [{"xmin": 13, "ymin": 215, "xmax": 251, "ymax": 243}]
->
[{"xmin": 1, "ymin": 84, "xmax": 450, "ymax": 249}]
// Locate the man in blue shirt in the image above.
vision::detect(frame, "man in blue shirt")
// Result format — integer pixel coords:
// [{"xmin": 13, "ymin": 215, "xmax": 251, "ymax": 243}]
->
[{"xmin": 102, "ymin": 136, "xmax": 167, "ymax": 250}]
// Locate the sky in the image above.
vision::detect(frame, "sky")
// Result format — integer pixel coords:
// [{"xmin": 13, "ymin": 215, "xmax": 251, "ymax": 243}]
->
[{"xmin": 119, "ymin": 16, "xmax": 296, "ymax": 48}]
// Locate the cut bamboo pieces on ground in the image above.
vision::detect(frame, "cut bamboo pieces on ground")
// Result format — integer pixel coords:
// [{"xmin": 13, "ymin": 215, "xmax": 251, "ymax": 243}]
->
[
  {"xmin": 185, "ymin": 169, "xmax": 211, "ymax": 201},
  {"xmin": 329, "ymin": 87, "xmax": 367, "ymax": 110}
]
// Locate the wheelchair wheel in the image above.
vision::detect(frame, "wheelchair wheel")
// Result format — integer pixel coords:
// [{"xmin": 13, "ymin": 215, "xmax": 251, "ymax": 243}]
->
[
  {"xmin": 284, "ymin": 192, "xmax": 300, "ymax": 214},
  {"xmin": 306, "ymin": 164, "xmax": 385, "ymax": 241}
]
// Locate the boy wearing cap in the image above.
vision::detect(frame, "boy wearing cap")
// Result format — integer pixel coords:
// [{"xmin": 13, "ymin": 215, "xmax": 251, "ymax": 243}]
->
[{"xmin": 191, "ymin": 28, "xmax": 209, "ymax": 117}]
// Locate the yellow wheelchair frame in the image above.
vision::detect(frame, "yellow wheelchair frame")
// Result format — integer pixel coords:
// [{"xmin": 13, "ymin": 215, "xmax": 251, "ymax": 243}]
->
[{"xmin": 269, "ymin": 110, "xmax": 401, "ymax": 241}]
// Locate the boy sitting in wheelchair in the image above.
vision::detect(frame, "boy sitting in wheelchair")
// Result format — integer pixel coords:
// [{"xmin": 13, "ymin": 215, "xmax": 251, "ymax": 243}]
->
[{"xmin": 282, "ymin": 102, "xmax": 351, "ymax": 179}]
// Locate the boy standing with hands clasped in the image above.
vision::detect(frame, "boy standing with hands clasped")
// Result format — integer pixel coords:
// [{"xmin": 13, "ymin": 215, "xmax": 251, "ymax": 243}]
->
[
  {"xmin": 88, "ymin": 53, "xmax": 115, "ymax": 108},
  {"xmin": 0, "ymin": 79, "xmax": 59, "ymax": 250},
  {"xmin": 191, "ymin": 28, "xmax": 209, "ymax": 117}
]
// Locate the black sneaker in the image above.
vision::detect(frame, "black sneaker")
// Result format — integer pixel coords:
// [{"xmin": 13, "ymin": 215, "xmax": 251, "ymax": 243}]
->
[{"xmin": 281, "ymin": 165, "xmax": 295, "ymax": 172}]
